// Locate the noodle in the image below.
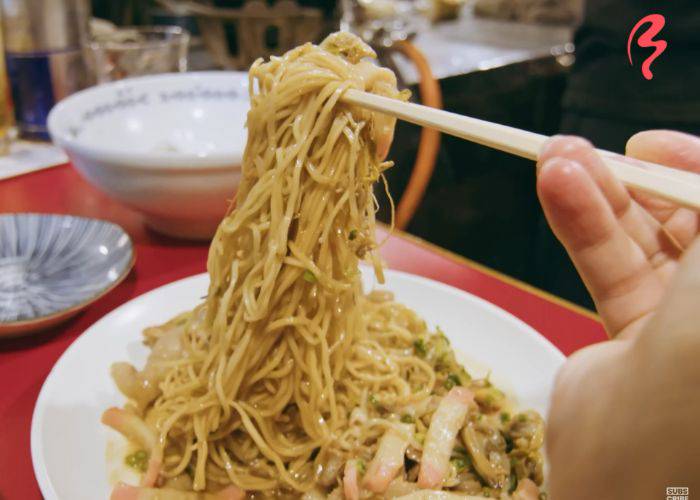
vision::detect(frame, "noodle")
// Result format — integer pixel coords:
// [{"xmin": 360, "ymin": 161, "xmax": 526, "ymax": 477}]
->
[{"xmin": 105, "ymin": 32, "xmax": 545, "ymax": 499}]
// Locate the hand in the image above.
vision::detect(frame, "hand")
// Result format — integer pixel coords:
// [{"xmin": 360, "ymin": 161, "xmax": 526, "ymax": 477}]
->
[
  {"xmin": 538, "ymin": 131, "xmax": 700, "ymax": 338},
  {"xmin": 536, "ymin": 131, "xmax": 700, "ymax": 500}
]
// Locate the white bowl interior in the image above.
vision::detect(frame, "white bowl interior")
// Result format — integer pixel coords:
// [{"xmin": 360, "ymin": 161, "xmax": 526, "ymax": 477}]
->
[
  {"xmin": 32, "ymin": 269, "xmax": 564, "ymax": 500},
  {"xmin": 48, "ymin": 72, "xmax": 249, "ymax": 162}
]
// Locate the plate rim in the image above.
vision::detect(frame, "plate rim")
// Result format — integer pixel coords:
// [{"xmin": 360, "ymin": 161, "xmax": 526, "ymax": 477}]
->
[{"xmin": 31, "ymin": 268, "xmax": 565, "ymax": 499}]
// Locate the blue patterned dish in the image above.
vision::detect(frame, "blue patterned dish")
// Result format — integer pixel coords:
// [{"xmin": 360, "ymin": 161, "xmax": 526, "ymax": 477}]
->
[{"xmin": 0, "ymin": 214, "xmax": 134, "ymax": 337}]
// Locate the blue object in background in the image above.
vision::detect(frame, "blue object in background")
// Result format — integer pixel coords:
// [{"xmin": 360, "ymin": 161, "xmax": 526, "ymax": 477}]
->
[
  {"xmin": 1, "ymin": 0, "xmax": 91, "ymax": 140},
  {"xmin": 5, "ymin": 51, "xmax": 56, "ymax": 140},
  {"xmin": 4, "ymin": 46, "xmax": 87, "ymax": 140}
]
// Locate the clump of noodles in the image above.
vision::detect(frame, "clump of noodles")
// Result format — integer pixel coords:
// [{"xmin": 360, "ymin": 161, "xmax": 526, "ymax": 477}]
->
[
  {"xmin": 106, "ymin": 32, "xmax": 545, "ymax": 499},
  {"xmin": 145, "ymin": 32, "xmax": 408, "ymax": 492}
]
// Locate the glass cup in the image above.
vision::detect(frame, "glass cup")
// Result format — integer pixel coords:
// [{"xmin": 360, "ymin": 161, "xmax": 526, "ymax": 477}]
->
[
  {"xmin": 87, "ymin": 26, "xmax": 190, "ymax": 84},
  {"xmin": 340, "ymin": 0, "xmax": 429, "ymax": 47}
]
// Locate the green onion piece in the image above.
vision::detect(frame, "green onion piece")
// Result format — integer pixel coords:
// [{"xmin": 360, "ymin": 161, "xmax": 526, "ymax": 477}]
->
[
  {"xmin": 303, "ymin": 270, "xmax": 317, "ymax": 283},
  {"xmin": 444, "ymin": 373, "xmax": 461, "ymax": 389},
  {"xmin": 413, "ymin": 338, "xmax": 427, "ymax": 357},
  {"xmin": 450, "ymin": 456, "xmax": 469, "ymax": 472},
  {"xmin": 500, "ymin": 412, "xmax": 510, "ymax": 424},
  {"xmin": 508, "ymin": 473, "xmax": 517, "ymax": 493},
  {"xmin": 357, "ymin": 459, "xmax": 366, "ymax": 474},
  {"xmin": 518, "ymin": 413, "xmax": 528, "ymax": 423},
  {"xmin": 125, "ymin": 450, "xmax": 149, "ymax": 472},
  {"xmin": 348, "ymin": 229, "xmax": 358, "ymax": 240},
  {"xmin": 400, "ymin": 414, "xmax": 415, "ymax": 424},
  {"xmin": 368, "ymin": 393, "xmax": 379, "ymax": 407}
]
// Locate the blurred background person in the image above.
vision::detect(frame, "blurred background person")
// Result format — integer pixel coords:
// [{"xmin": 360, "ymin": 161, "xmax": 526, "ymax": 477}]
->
[{"xmin": 534, "ymin": 0, "xmax": 700, "ymax": 308}]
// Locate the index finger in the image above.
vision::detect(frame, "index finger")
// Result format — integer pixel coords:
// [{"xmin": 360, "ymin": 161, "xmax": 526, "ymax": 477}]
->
[{"xmin": 536, "ymin": 149, "xmax": 665, "ymax": 338}]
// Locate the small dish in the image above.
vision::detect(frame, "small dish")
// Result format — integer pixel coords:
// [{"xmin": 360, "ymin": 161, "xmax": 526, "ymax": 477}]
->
[{"xmin": 0, "ymin": 213, "xmax": 135, "ymax": 337}]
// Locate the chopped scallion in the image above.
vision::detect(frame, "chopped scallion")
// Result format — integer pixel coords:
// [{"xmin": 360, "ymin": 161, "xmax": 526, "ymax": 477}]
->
[
  {"xmin": 444, "ymin": 373, "xmax": 461, "ymax": 389},
  {"xmin": 508, "ymin": 473, "xmax": 517, "ymax": 493},
  {"xmin": 450, "ymin": 456, "xmax": 469, "ymax": 472},
  {"xmin": 400, "ymin": 414, "xmax": 415, "ymax": 424},
  {"xmin": 125, "ymin": 449, "xmax": 149, "ymax": 472},
  {"xmin": 413, "ymin": 338, "xmax": 427, "ymax": 357}
]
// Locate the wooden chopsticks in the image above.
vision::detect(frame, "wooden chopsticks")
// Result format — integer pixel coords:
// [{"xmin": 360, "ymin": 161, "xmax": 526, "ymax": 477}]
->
[{"xmin": 342, "ymin": 88, "xmax": 700, "ymax": 211}]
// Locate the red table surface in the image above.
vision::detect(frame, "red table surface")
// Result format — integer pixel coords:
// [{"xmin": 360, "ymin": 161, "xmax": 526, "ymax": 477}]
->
[{"xmin": 0, "ymin": 164, "xmax": 607, "ymax": 499}]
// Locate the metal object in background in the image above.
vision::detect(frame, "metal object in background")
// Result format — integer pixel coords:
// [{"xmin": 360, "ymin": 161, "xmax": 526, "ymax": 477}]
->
[
  {"xmin": 1, "ymin": 0, "xmax": 91, "ymax": 140},
  {"xmin": 387, "ymin": 10, "xmax": 574, "ymax": 86},
  {"xmin": 156, "ymin": 0, "xmax": 324, "ymax": 70},
  {"xmin": 472, "ymin": 0, "xmax": 580, "ymax": 25},
  {"xmin": 87, "ymin": 26, "xmax": 190, "ymax": 84}
]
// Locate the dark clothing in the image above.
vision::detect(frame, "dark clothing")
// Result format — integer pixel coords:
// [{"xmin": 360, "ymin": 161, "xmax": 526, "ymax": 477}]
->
[
  {"xmin": 565, "ymin": 0, "xmax": 700, "ymax": 127},
  {"xmin": 534, "ymin": 0, "xmax": 700, "ymax": 308}
]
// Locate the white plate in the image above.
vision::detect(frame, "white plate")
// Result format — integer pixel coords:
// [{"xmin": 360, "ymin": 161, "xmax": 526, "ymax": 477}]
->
[{"xmin": 31, "ymin": 269, "xmax": 565, "ymax": 500}]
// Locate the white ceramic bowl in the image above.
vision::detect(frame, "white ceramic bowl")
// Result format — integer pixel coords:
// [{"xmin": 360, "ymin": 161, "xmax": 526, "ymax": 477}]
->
[{"xmin": 48, "ymin": 72, "xmax": 249, "ymax": 239}]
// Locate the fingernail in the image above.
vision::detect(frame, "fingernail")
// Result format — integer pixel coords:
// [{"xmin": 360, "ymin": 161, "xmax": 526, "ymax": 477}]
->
[
  {"xmin": 539, "ymin": 137, "xmax": 560, "ymax": 160},
  {"xmin": 537, "ymin": 156, "xmax": 580, "ymax": 178},
  {"xmin": 537, "ymin": 156, "xmax": 560, "ymax": 176},
  {"xmin": 539, "ymin": 135, "xmax": 593, "ymax": 164}
]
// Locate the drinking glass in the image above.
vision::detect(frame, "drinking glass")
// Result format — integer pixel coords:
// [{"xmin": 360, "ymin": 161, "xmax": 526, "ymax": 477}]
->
[
  {"xmin": 87, "ymin": 26, "xmax": 190, "ymax": 84},
  {"xmin": 340, "ymin": 0, "xmax": 429, "ymax": 46}
]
